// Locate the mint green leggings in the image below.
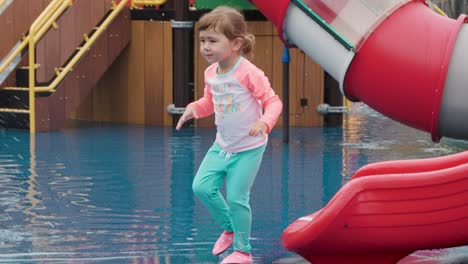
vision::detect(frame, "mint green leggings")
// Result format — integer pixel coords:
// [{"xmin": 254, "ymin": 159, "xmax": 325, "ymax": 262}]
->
[{"xmin": 192, "ymin": 143, "xmax": 266, "ymax": 253}]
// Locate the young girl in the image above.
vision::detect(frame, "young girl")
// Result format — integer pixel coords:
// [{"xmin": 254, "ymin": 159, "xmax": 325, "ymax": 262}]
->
[{"xmin": 176, "ymin": 6, "xmax": 282, "ymax": 264}]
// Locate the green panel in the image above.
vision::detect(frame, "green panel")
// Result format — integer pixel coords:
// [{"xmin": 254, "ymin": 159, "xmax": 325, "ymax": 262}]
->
[{"xmin": 194, "ymin": 0, "xmax": 256, "ymax": 10}]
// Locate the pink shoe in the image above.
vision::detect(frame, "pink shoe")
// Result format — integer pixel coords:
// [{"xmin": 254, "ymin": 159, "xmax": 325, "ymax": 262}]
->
[
  {"xmin": 221, "ymin": 251, "xmax": 253, "ymax": 264},
  {"xmin": 212, "ymin": 231, "xmax": 234, "ymax": 255}
]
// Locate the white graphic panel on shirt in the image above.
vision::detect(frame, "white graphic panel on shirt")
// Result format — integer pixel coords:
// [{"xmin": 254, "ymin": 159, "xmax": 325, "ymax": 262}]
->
[{"xmin": 212, "ymin": 83, "xmax": 241, "ymax": 114}]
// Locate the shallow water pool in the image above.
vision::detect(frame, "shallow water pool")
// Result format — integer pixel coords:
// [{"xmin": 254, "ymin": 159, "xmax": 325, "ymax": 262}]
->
[{"xmin": 0, "ymin": 103, "xmax": 467, "ymax": 263}]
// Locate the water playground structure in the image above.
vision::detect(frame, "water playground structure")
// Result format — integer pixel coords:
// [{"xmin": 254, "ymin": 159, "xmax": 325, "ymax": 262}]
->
[
  {"xmin": 249, "ymin": 0, "xmax": 468, "ymax": 263},
  {"xmin": 1, "ymin": 0, "xmax": 468, "ymax": 263}
]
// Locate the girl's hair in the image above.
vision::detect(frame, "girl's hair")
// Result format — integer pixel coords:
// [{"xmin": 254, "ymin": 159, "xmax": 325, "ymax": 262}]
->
[{"xmin": 198, "ymin": 6, "xmax": 255, "ymax": 56}]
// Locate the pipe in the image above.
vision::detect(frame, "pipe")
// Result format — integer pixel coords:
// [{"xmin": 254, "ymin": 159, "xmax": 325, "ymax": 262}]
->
[
  {"xmin": 282, "ymin": 46, "xmax": 290, "ymax": 143},
  {"xmin": 166, "ymin": 104, "xmax": 185, "ymax": 115},
  {"xmin": 317, "ymin": 104, "xmax": 347, "ymax": 115}
]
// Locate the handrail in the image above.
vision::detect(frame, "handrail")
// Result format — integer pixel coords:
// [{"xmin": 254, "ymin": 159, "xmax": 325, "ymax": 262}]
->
[
  {"xmin": 131, "ymin": 0, "xmax": 167, "ymax": 8},
  {"xmin": 27, "ymin": 0, "xmax": 73, "ymax": 132},
  {"xmin": 0, "ymin": 0, "xmax": 66, "ymax": 76},
  {"xmin": 433, "ymin": 4, "xmax": 448, "ymax": 17},
  {"xmin": 31, "ymin": 0, "xmax": 130, "ymax": 93},
  {"xmin": 426, "ymin": 0, "xmax": 448, "ymax": 17},
  {"xmin": 28, "ymin": 0, "xmax": 131, "ymax": 132}
]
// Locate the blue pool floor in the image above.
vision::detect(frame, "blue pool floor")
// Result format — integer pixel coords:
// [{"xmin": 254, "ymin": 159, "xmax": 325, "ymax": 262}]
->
[{"xmin": 1, "ymin": 104, "xmax": 468, "ymax": 263}]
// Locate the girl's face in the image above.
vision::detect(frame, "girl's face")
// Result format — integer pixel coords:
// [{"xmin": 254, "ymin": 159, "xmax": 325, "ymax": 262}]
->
[{"xmin": 199, "ymin": 29, "xmax": 241, "ymax": 67}]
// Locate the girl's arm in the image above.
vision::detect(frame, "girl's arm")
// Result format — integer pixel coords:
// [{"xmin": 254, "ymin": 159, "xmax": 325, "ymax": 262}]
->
[
  {"xmin": 176, "ymin": 82, "xmax": 214, "ymax": 130},
  {"xmin": 189, "ymin": 82, "xmax": 214, "ymax": 118},
  {"xmin": 247, "ymin": 71, "xmax": 283, "ymax": 133}
]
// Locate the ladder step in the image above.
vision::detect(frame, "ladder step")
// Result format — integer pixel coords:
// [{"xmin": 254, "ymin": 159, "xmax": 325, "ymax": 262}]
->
[
  {"xmin": 19, "ymin": 63, "xmax": 40, "ymax": 70},
  {"xmin": 1, "ymin": 87, "xmax": 55, "ymax": 93},
  {"xmin": 0, "ymin": 108, "xmax": 29, "ymax": 114},
  {"xmin": 1, "ymin": 87, "xmax": 29, "ymax": 91}
]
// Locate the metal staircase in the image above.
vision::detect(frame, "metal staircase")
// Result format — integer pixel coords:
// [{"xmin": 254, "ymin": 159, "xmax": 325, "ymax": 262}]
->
[{"xmin": 0, "ymin": 0, "xmax": 131, "ymax": 132}]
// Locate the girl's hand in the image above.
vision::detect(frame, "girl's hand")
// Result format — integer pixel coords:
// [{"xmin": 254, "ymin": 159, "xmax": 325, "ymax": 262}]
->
[
  {"xmin": 249, "ymin": 121, "xmax": 267, "ymax": 136},
  {"xmin": 176, "ymin": 105, "xmax": 199, "ymax": 130}
]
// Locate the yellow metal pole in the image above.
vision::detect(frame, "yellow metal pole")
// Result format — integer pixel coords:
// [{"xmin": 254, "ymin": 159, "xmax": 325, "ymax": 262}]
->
[
  {"xmin": 132, "ymin": 0, "xmax": 167, "ymax": 6},
  {"xmin": 344, "ymin": 96, "xmax": 350, "ymax": 110},
  {"xmin": 24, "ymin": 0, "xmax": 129, "ymax": 133},
  {"xmin": 29, "ymin": 25, "xmax": 36, "ymax": 133},
  {"xmin": 433, "ymin": 4, "xmax": 448, "ymax": 17},
  {"xmin": 27, "ymin": 0, "xmax": 73, "ymax": 132},
  {"xmin": 24, "ymin": 133, "xmax": 41, "ymax": 223}
]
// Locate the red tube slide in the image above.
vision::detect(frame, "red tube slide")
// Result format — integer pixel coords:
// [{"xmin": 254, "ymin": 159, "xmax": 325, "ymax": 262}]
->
[
  {"xmin": 344, "ymin": 1, "xmax": 467, "ymax": 142},
  {"xmin": 251, "ymin": 0, "xmax": 468, "ymax": 141}
]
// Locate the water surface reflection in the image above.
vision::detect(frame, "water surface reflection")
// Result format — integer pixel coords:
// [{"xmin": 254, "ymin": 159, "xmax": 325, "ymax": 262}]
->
[{"xmin": 0, "ymin": 104, "xmax": 467, "ymax": 263}]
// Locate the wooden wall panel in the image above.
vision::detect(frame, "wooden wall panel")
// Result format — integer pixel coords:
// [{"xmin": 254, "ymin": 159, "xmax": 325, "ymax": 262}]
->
[
  {"xmin": 248, "ymin": 21, "xmax": 273, "ymax": 36},
  {"xmin": 81, "ymin": 48, "xmax": 125, "ymax": 123},
  {"xmin": 42, "ymin": 25, "xmax": 61, "ymax": 83},
  {"xmin": 49, "ymin": 80, "xmax": 66, "ymax": 130},
  {"xmin": 35, "ymin": 95, "xmax": 51, "ymax": 132},
  {"xmin": 69, "ymin": 34, "xmax": 110, "ymax": 120},
  {"xmin": 87, "ymin": 29, "xmax": 111, "ymax": 121},
  {"xmin": 251, "ymin": 36, "xmax": 273, "ymax": 79},
  {"xmin": 0, "ymin": 5, "xmax": 15, "ymax": 59},
  {"xmin": 40, "ymin": 7, "xmax": 131, "ymax": 131},
  {"xmin": 287, "ymin": 49, "xmax": 324, "ymax": 127},
  {"xmin": 163, "ymin": 22, "xmax": 173, "ymax": 126},
  {"xmin": 305, "ymin": 55, "xmax": 324, "ymax": 126},
  {"xmin": 71, "ymin": 0, "xmax": 131, "ymax": 123},
  {"xmin": 288, "ymin": 48, "xmax": 305, "ymax": 126},
  {"xmin": 88, "ymin": 28, "xmax": 110, "ymax": 121},
  {"xmin": 144, "ymin": 21, "xmax": 164, "ymax": 125},
  {"xmin": 88, "ymin": 69, "xmax": 110, "ymax": 122},
  {"xmin": 75, "ymin": 20, "xmax": 173, "ymax": 126},
  {"xmin": 58, "ymin": 2, "xmax": 76, "ymax": 63},
  {"xmin": 78, "ymin": 53, "xmax": 95, "ymax": 107},
  {"xmin": 65, "ymin": 69, "xmax": 81, "ymax": 117},
  {"xmin": 36, "ymin": 0, "xmax": 111, "ymax": 83},
  {"xmin": 12, "ymin": 0, "xmax": 29, "ymax": 45},
  {"xmin": 89, "ymin": 0, "xmax": 107, "ymax": 29},
  {"xmin": 272, "ymin": 38, "xmax": 284, "ymax": 127},
  {"xmin": 109, "ymin": 48, "xmax": 130, "ymax": 123},
  {"xmin": 127, "ymin": 21, "xmax": 145, "ymax": 124}
]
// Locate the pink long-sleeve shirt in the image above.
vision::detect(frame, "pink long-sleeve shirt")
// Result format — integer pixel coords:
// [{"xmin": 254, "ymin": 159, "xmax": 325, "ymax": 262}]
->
[{"xmin": 189, "ymin": 56, "xmax": 283, "ymax": 153}]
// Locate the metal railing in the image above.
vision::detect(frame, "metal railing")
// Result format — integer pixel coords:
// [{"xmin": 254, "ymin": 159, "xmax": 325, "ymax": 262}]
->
[
  {"xmin": 0, "ymin": 0, "xmax": 71, "ymax": 77},
  {"xmin": 0, "ymin": 0, "xmax": 7, "ymax": 8},
  {"xmin": 0, "ymin": 0, "xmax": 13, "ymax": 14},
  {"xmin": 0, "ymin": 0, "xmax": 130, "ymax": 133},
  {"xmin": 27, "ymin": 0, "xmax": 130, "ymax": 132},
  {"xmin": 131, "ymin": 0, "xmax": 167, "ymax": 8},
  {"xmin": 427, "ymin": 0, "xmax": 448, "ymax": 16},
  {"xmin": 0, "ymin": 0, "xmax": 72, "ymax": 116},
  {"xmin": 317, "ymin": 104, "xmax": 348, "ymax": 115}
]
